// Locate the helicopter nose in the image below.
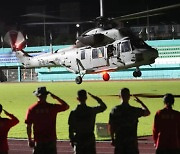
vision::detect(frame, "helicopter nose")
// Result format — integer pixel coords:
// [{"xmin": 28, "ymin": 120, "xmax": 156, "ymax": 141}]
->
[
  {"xmin": 147, "ymin": 48, "xmax": 159, "ymax": 64},
  {"xmin": 134, "ymin": 48, "xmax": 158, "ymax": 64},
  {"xmin": 151, "ymin": 48, "xmax": 158, "ymax": 60},
  {"xmin": 135, "ymin": 53, "xmax": 144, "ymax": 62}
]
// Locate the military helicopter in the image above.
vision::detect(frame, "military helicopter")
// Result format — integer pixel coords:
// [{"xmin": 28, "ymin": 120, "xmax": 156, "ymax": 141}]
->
[{"xmin": 4, "ymin": 2, "xmax": 180, "ymax": 84}]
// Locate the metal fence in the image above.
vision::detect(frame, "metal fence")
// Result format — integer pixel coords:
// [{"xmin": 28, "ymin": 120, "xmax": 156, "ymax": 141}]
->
[{"xmin": 0, "ymin": 68, "xmax": 38, "ymax": 82}]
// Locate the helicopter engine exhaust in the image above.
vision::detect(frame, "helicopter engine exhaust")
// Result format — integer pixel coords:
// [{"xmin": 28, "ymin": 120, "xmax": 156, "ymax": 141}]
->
[{"xmin": 77, "ymin": 34, "xmax": 104, "ymax": 47}]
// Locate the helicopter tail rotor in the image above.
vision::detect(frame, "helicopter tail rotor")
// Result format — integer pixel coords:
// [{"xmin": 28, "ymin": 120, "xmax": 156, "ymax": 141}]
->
[{"xmin": 4, "ymin": 30, "xmax": 26, "ymax": 51}]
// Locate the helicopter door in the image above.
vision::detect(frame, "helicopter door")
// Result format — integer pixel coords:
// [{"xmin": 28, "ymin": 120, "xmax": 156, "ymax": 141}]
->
[
  {"xmin": 118, "ymin": 40, "xmax": 133, "ymax": 65},
  {"xmin": 92, "ymin": 47, "xmax": 107, "ymax": 68},
  {"xmin": 79, "ymin": 49, "xmax": 92, "ymax": 69}
]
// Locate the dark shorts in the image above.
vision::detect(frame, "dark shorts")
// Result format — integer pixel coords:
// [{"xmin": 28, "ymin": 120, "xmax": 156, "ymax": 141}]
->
[{"xmin": 33, "ymin": 141, "xmax": 57, "ymax": 154}]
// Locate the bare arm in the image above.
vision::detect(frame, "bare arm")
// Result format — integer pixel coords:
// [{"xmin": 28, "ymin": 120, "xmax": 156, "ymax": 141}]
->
[
  {"xmin": 108, "ymin": 124, "xmax": 115, "ymax": 146},
  {"xmin": 152, "ymin": 114, "xmax": 159, "ymax": 147},
  {"xmin": 68, "ymin": 112, "xmax": 76, "ymax": 147},
  {"xmin": 3, "ymin": 109, "xmax": 19, "ymax": 125},
  {"xmin": 26, "ymin": 124, "xmax": 35, "ymax": 148},
  {"xmin": 134, "ymin": 96, "xmax": 150, "ymax": 116},
  {"xmin": 49, "ymin": 92, "xmax": 69, "ymax": 110}
]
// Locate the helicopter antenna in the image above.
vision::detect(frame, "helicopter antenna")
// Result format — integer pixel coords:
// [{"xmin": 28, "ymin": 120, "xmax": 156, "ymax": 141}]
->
[
  {"xmin": 100, "ymin": 0, "xmax": 104, "ymax": 17},
  {"xmin": 49, "ymin": 32, "xmax": 53, "ymax": 54}
]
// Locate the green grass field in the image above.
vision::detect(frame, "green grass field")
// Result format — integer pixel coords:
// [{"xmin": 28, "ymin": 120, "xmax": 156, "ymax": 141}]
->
[{"xmin": 0, "ymin": 80, "xmax": 180, "ymax": 140}]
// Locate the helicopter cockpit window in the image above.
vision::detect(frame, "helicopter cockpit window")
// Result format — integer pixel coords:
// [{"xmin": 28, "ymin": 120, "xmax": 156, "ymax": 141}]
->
[
  {"xmin": 81, "ymin": 50, "xmax": 85, "ymax": 60},
  {"xmin": 92, "ymin": 48, "xmax": 104, "ymax": 59},
  {"xmin": 121, "ymin": 41, "xmax": 131, "ymax": 53}
]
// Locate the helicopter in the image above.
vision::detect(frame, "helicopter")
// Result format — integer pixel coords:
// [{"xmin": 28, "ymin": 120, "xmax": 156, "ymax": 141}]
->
[{"xmin": 4, "ymin": 3, "xmax": 180, "ymax": 84}]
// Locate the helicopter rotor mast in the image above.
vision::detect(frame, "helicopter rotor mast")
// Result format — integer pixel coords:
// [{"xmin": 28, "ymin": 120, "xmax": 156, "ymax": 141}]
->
[{"xmin": 100, "ymin": 0, "xmax": 104, "ymax": 17}]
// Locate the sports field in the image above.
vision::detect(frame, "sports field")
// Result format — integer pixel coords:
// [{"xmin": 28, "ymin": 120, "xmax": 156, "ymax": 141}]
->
[{"xmin": 0, "ymin": 80, "xmax": 180, "ymax": 140}]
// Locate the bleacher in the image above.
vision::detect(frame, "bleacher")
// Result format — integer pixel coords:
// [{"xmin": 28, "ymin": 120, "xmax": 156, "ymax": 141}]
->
[{"xmin": 0, "ymin": 39, "xmax": 180, "ymax": 82}]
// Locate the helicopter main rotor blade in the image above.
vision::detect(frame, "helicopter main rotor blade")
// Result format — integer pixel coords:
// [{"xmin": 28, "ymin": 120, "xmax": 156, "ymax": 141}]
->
[
  {"xmin": 112, "ymin": 3, "xmax": 180, "ymax": 23},
  {"xmin": 132, "ymin": 94, "xmax": 180, "ymax": 98},
  {"xmin": 104, "ymin": 94, "xmax": 180, "ymax": 98},
  {"xmin": 114, "ymin": 13, "xmax": 163, "ymax": 22},
  {"xmin": 24, "ymin": 20, "xmax": 94, "ymax": 26},
  {"xmin": 21, "ymin": 13, "xmax": 69, "ymax": 20},
  {"xmin": 22, "ymin": 3, "xmax": 180, "ymax": 28}
]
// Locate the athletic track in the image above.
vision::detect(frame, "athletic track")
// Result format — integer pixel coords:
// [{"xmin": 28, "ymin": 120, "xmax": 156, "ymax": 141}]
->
[{"xmin": 8, "ymin": 136, "xmax": 155, "ymax": 154}]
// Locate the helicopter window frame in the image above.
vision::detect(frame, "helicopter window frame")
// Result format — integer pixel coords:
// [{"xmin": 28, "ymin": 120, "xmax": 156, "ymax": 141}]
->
[
  {"xmin": 92, "ymin": 47, "xmax": 104, "ymax": 59},
  {"xmin": 113, "ymin": 45, "xmax": 117, "ymax": 56},
  {"xmin": 81, "ymin": 50, "xmax": 85, "ymax": 60},
  {"xmin": 121, "ymin": 41, "xmax": 132, "ymax": 53},
  {"xmin": 117, "ymin": 43, "xmax": 121, "ymax": 57}
]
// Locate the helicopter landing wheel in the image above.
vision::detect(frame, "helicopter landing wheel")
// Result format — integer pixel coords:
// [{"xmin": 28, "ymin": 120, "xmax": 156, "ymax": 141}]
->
[
  {"xmin": 75, "ymin": 76, "xmax": 82, "ymax": 84},
  {"xmin": 133, "ymin": 71, "xmax": 142, "ymax": 77}
]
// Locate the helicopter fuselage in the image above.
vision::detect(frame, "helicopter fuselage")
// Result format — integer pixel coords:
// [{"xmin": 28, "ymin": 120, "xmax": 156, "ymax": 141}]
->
[
  {"xmin": 16, "ymin": 35, "xmax": 158, "ymax": 75},
  {"xmin": 6, "ymin": 28, "xmax": 158, "ymax": 84}
]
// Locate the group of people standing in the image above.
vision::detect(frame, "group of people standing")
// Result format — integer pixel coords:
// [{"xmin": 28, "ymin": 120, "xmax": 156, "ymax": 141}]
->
[{"xmin": 0, "ymin": 86, "xmax": 180, "ymax": 154}]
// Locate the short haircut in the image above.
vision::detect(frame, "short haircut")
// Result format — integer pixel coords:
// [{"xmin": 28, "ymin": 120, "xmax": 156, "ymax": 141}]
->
[
  {"xmin": 77, "ymin": 89, "xmax": 87, "ymax": 99},
  {"xmin": 0, "ymin": 104, "xmax": 2, "ymax": 113},
  {"xmin": 120, "ymin": 88, "xmax": 130, "ymax": 99},
  {"xmin": 163, "ymin": 93, "xmax": 174, "ymax": 106}
]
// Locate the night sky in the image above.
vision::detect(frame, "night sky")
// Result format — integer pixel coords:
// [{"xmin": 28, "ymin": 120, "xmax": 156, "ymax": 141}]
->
[
  {"xmin": 0, "ymin": 0, "xmax": 180, "ymax": 35},
  {"xmin": 1, "ymin": 0, "xmax": 180, "ymax": 23}
]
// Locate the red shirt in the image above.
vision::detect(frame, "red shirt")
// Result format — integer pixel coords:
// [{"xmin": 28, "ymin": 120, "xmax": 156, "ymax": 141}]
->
[
  {"xmin": 153, "ymin": 107, "xmax": 180, "ymax": 149},
  {"xmin": 0, "ymin": 116, "xmax": 19, "ymax": 152},
  {"xmin": 25, "ymin": 102, "xmax": 68, "ymax": 143}
]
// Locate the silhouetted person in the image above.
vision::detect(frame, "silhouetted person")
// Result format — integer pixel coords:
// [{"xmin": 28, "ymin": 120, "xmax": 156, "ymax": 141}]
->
[
  {"xmin": 25, "ymin": 86, "xmax": 69, "ymax": 154},
  {"xmin": 108, "ymin": 87, "xmax": 150, "ymax": 154},
  {"xmin": 68, "ymin": 89, "xmax": 107, "ymax": 154},
  {"xmin": 0, "ymin": 104, "xmax": 19, "ymax": 154},
  {"xmin": 153, "ymin": 93, "xmax": 180, "ymax": 154}
]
